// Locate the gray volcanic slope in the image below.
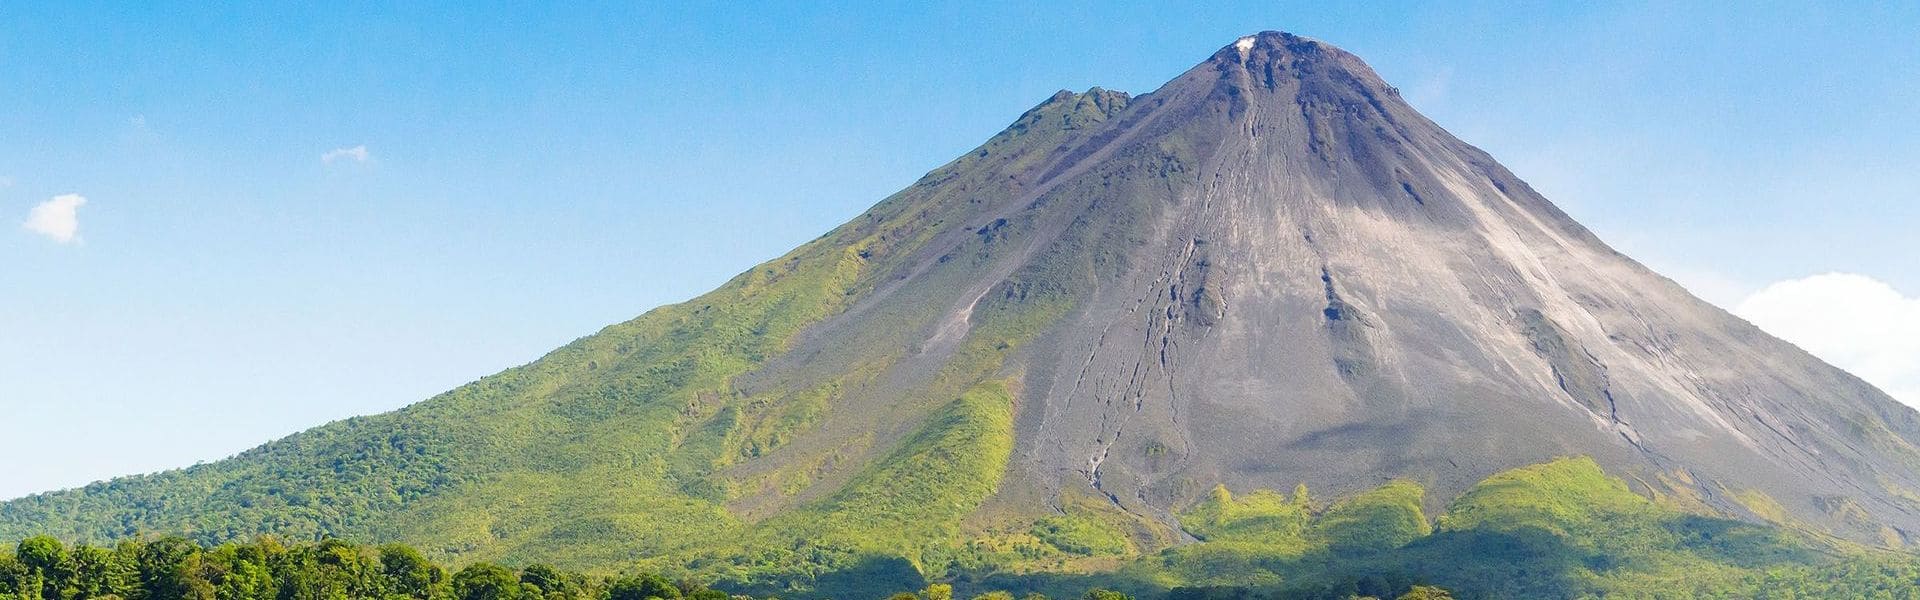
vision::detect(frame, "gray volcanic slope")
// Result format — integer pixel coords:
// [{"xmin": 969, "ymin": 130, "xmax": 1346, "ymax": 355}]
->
[
  {"xmin": 743, "ymin": 31, "xmax": 1920, "ymax": 544},
  {"xmin": 7, "ymin": 31, "xmax": 1920, "ymax": 560}
]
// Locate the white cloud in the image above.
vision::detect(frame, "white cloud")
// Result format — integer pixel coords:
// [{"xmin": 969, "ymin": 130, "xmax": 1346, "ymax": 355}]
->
[
  {"xmin": 1736, "ymin": 273, "xmax": 1920, "ymax": 407},
  {"xmin": 322, "ymin": 145, "xmax": 370, "ymax": 164},
  {"xmin": 23, "ymin": 193, "xmax": 87, "ymax": 244}
]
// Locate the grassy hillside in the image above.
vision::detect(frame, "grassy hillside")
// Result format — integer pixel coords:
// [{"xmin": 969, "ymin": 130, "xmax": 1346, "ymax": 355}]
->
[
  {"xmin": 0, "ymin": 88, "xmax": 1134, "ymax": 572},
  {"xmin": 6, "ymin": 457, "xmax": 1915, "ymax": 600},
  {"xmin": 940, "ymin": 457, "xmax": 1885, "ymax": 600}
]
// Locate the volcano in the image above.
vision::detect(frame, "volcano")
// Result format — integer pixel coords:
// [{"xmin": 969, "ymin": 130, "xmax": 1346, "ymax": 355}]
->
[{"xmin": 7, "ymin": 31, "xmax": 1919, "ymax": 585}]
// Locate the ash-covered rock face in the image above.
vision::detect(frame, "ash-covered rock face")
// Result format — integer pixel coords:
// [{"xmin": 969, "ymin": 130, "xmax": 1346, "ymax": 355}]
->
[{"xmin": 759, "ymin": 30, "xmax": 1920, "ymax": 544}]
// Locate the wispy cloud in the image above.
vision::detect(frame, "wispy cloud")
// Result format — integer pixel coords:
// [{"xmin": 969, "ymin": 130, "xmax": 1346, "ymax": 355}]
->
[
  {"xmin": 0, "ymin": 176, "xmax": 14, "ymax": 189},
  {"xmin": 23, "ymin": 193, "xmax": 87, "ymax": 244},
  {"xmin": 1736, "ymin": 273, "xmax": 1920, "ymax": 407},
  {"xmin": 321, "ymin": 145, "xmax": 371, "ymax": 164}
]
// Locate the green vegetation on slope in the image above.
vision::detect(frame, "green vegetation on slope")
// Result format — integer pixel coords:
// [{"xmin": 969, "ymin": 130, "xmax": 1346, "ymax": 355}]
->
[
  {"xmin": 1183, "ymin": 485, "xmax": 1311, "ymax": 546},
  {"xmin": 1438, "ymin": 456, "xmax": 1653, "ymax": 536},
  {"xmin": 692, "ymin": 380, "xmax": 1020, "ymax": 588},
  {"xmin": 7, "ymin": 458, "xmax": 1920, "ymax": 599},
  {"xmin": 799, "ymin": 381, "xmax": 1017, "ymax": 550},
  {"xmin": 0, "ymin": 88, "xmax": 1136, "ymax": 572},
  {"xmin": 1064, "ymin": 457, "xmax": 1847, "ymax": 599},
  {"xmin": 1309, "ymin": 481, "xmax": 1431, "ymax": 555},
  {"xmin": 0, "ymin": 226, "xmax": 878, "ymax": 567},
  {"xmin": 1031, "ymin": 510, "xmax": 1136, "ymax": 558}
]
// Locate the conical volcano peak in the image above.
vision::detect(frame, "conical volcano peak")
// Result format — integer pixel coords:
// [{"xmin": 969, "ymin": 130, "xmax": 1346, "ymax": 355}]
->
[
  {"xmin": 1206, "ymin": 30, "xmax": 1392, "ymax": 92},
  {"xmin": 1106, "ymin": 31, "xmax": 1482, "ymax": 223},
  {"xmin": 1148, "ymin": 31, "xmax": 1415, "ymax": 143},
  {"xmin": 10, "ymin": 26, "xmax": 1920, "ymax": 593},
  {"xmin": 1222, "ymin": 30, "xmax": 1320, "ymax": 57}
]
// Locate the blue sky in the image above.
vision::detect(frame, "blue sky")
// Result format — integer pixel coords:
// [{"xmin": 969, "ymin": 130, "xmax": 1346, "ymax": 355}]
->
[{"xmin": 3, "ymin": 3, "xmax": 1916, "ymax": 500}]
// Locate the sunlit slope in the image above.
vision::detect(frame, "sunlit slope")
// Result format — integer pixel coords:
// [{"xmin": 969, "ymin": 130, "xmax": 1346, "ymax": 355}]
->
[{"xmin": 0, "ymin": 89, "xmax": 1137, "ymax": 570}]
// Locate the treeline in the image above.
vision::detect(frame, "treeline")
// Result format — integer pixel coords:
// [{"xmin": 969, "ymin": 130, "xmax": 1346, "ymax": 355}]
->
[
  {"xmin": 0, "ymin": 535, "xmax": 726, "ymax": 600},
  {"xmin": 15, "ymin": 530, "xmax": 1920, "ymax": 600},
  {"xmin": 0, "ymin": 537, "xmax": 1220, "ymax": 600},
  {"xmin": 0, "ymin": 534, "xmax": 1475, "ymax": 600}
]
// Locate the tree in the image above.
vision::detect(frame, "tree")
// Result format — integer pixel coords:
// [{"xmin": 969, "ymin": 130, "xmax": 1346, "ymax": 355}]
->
[
  {"xmin": 203, "ymin": 543, "xmax": 275, "ymax": 600},
  {"xmin": 379, "ymin": 544, "xmax": 440, "ymax": 600},
  {"xmin": 138, "ymin": 536, "xmax": 213, "ymax": 600},
  {"xmin": 519, "ymin": 563, "xmax": 583, "ymax": 599},
  {"xmin": 67, "ymin": 544, "xmax": 133, "ymax": 600},
  {"xmin": 453, "ymin": 563, "xmax": 521, "ymax": 600},
  {"xmin": 14, "ymin": 537, "xmax": 64, "ymax": 574},
  {"xmin": 1083, "ymin": 590, "xmax": 1132, "ymax": 600},
  {"xmin": 920, "ymin": 584, "xmax": 953, "ymax": 600},
  {"xmin": 607, "ymin": 573, "xmax": 680, "ymax": 600},
  {"xmin": 14, "ymin": 537, "xmax": 66, "ymax": 600}
]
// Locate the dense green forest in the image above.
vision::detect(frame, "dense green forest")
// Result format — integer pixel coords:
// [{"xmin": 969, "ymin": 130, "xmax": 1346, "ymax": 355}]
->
[
  {"xmin": 0, "ymin": 536, "xmax": 1459, "ymax": 600},
  {"xmin": 4, "ymin": 531, "xmax": 1920, "ymax": 600},
  {"xmin": 0, "ymin": 534, "xmax": 1160, "ymax": 600},
  {"xmin": 9, "ymin": 458, "xmax": 1920, "ymax": 599}
]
